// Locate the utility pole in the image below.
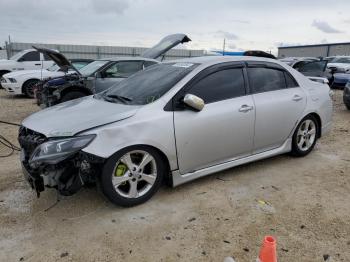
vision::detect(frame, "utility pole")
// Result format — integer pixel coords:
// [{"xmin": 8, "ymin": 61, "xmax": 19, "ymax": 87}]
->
[
  {"xmin": 7, "ymin": 35, "xmax": 12, "ymax": 58},
  {"xmin": 222, "ymin": 38, "xmax": 226, "ymax": 56}
]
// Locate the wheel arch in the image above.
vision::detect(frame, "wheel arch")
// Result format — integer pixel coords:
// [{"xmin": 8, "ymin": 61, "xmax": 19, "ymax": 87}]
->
[
  {"xmin": 299, "ymin": 112, "xmax": 322, "ymax": 138},
  {"xmin": 21, "ymin": 78, "xmax": 40, "ymax": 94}
]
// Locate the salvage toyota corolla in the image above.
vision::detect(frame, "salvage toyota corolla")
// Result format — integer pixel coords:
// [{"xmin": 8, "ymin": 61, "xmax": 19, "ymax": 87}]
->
[{"xmin": 19, "ymin": 56, "xmax": 333, "ymax": 206}]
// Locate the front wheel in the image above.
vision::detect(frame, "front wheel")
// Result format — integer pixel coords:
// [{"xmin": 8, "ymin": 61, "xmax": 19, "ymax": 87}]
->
[
  {"xmin": 23, "ymin": 79, "xmax": 39, "ymax": 98},
  {"xmin": 291, "ymin": 115, "xmax": 319, "ymax": 157},
  {"xmin": 100, "ymin": 146, "xmax": 165, "ymax": 207}
]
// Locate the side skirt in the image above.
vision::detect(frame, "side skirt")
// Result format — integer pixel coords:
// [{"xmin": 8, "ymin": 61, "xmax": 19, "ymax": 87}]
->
[{"xmin": 171, "ymin": 138, "xmax": 292, "ymax": 187}]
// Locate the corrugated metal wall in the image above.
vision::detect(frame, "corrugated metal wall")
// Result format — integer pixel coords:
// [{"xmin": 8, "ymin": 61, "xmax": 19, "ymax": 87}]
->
[
  {"xmin": 278, "ymin": 43, "xmax": 350, "ymax": 58},
  {"xmin": 8, "ymin": 42, "xmax": 204, "ymax": 60}
]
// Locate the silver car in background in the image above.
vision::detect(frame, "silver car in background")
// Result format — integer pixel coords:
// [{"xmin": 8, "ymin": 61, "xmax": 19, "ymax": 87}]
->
[{"xmin": 19, "ymin": 56, "xmax": 333, "ymax": 206}]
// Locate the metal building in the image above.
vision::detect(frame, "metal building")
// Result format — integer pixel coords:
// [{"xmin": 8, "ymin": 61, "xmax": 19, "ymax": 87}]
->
[
  {"xmin": 5, "ymin": 42, "xmax": 205, "ymax": 61},
  {"xmin": 278, "ymin": 42, "xmax": 350, "ymax": 58}
]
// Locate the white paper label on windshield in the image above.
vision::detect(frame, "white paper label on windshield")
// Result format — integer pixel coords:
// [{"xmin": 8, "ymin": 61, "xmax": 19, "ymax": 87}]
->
[{"xmin": 172, "ymin": 63, "xmax": 194, "ymax": 68}]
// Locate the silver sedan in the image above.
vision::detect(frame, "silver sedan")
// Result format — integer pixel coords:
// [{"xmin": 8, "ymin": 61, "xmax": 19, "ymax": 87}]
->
[{"xmin": 20, "ymin": 56, "xmax": 333, "ymax": 206}]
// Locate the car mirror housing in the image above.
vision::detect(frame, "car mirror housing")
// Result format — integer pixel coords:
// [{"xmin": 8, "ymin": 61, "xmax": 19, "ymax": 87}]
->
[
  {"xmin": 95, "ymin": 71, "xmax": 103, "ymax": 78},
  {"xmin": 183, "ymin": 94, "xmax": 205, "ymax": 111}
]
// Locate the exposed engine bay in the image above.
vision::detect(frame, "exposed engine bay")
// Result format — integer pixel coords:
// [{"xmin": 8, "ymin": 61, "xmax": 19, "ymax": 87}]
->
[{"xmin": 18, "ymin": 126, "xmax": 104, "ymax": 197}]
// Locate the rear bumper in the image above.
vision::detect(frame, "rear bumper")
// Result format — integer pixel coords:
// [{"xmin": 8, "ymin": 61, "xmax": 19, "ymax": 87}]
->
[{"xmin": 322, "ymin": 121, "xmax": 332, "ymax": 136}]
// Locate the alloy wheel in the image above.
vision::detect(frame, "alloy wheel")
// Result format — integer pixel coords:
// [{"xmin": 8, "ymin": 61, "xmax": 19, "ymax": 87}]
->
[
  {"xmin": 111, "ymin": 150, "xmax": 157, "ymax": 199},
  {"xmin": 296, "ymin": 119, "xmax": 316, "ymax": 151}
]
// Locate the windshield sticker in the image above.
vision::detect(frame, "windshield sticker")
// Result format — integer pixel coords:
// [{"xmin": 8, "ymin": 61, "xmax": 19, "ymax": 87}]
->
[{"xmin": 172, "ymin": 63, "xmax": 194, "ymax": 68}]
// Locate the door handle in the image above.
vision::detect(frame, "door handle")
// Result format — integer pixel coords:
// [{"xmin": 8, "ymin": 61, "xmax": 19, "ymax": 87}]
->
[
  {"xmin": 292, "ymin": 95, "xmax": 303, "ymax": 101},
  {"xmin": 35, "ymin": 63, "xmax": 41, "ymax": 66},
  {"xmin": 239, "ymin": 105, "xmax": 254, "ymax": 113}
]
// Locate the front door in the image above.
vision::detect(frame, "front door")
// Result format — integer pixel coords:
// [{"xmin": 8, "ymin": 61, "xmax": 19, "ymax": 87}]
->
[{"xmin": 174, "ymin": 66, "xmax": 255, "ymax": 174}]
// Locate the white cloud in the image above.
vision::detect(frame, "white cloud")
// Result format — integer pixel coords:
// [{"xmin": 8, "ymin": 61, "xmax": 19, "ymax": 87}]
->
[
  {"xmin": 311, "ymin": 20, "xmax": 343, "ymax": 33},
  {"xmin": 215, "ymin": 31, "xmax": 239, "ymax": 40},
  {"xmin": 91, "ymin": 0, "xmax": 129, "ymax": 15}
]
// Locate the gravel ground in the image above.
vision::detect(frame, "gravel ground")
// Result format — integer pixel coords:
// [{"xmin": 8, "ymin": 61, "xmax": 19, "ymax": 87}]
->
[{"xmin": 0, "ymin": 89, "xmax": 349, "ymax": 262}]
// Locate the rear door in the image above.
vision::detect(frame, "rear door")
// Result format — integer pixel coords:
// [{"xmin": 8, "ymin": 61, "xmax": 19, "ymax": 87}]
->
[
  {"xmin": 173, "ymin": 63, "xmax": 255, "ymax": 174},
  {"xmin": 247, "ymin": 63, "xmax": 307, "ymax": 153},
  {"xmin": 94, "ymin": 60, "xmax": 144, "ymax": 93}
]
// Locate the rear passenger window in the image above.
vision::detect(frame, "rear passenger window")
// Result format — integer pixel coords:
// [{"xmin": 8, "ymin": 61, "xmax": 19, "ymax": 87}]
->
[
  {"xmin": 248, "ymin": 67, "xmax": 286, "ymax": 93},
  {"xmin": 188, "ymin": 68, "xmax": 245, "ymax": 104},
  {"xmin": 284, "ymin": 72, "xmax": 299, "ymax": 88}
]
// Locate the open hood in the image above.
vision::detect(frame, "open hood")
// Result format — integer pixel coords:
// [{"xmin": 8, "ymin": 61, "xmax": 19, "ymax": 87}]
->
[
  {"xmin": 32, "ymin": 46, "xmax": 81, "ymax": 76},
  {"xmin": 141, "ymin": 34, "xmax": 191, "ymax": 59}
]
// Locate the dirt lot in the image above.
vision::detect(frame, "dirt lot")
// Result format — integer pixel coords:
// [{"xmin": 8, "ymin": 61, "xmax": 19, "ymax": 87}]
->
[{"xmin": 0, "ymin": 89, "xmax": 349, "ymax": 262}]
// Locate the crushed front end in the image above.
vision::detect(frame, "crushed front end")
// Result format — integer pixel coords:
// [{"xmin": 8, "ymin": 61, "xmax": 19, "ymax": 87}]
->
[
  {"xmin": 35, "ymin": 74, "xmax": 85, "ymax": 108},
  {"xmin": 18, "ymin": 126, "xmax": 104, "ymax": 197}
]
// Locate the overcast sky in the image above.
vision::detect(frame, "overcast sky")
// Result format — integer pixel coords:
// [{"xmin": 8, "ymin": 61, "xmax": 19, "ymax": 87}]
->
[{"xmin": 0, "ymin": 0, "xmax": 349, "ymax": 54}]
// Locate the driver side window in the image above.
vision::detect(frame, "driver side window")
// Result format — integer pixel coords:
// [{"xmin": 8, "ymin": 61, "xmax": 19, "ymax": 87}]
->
[{"xmin": 104, "ymin": 61, "xmax": 143, "ymax": 78}]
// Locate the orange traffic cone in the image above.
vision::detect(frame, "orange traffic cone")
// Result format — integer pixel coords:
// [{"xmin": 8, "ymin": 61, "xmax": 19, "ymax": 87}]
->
[{"xmin": 257, "ymin": 236, "xmax": 277, "ymax": 262}]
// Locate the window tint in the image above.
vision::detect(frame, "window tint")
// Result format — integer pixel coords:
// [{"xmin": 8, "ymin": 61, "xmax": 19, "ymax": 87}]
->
[
  {"xmin": 188, "ymin": 68, "xmax": 245, "ymax": 104},
  {"xmin": 43, "ymin": 53, "xmax": 52, "ymax": 61},
  {"xmin": 248, "ymin": 67, "xmax": 286, "ymax": 93},
  {"xmin": 104, "ymin": 61, "xmax": 143, "ymax": 78},
  {"xmin": 144, "ymin": 61, "xmax": 158, "ymax": 68},
  {"xmin": 284, "ymin": 72, "xmax": 298, "ymax": 88},
  {"xmin": 21, "ymin": 51, "xmax": 40, "ymax": 61}
]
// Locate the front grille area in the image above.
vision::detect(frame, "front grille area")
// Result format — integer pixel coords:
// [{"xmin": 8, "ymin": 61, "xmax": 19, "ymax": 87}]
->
[{"xmin": 18, "ymin": 126, "xmax": 47, "ymax": 162}]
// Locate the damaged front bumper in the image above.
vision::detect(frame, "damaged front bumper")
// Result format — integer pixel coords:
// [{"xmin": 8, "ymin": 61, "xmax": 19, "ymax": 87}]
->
[{"xmin": 19, "ymin": 127, "xmax": 105, "ymax": 197}]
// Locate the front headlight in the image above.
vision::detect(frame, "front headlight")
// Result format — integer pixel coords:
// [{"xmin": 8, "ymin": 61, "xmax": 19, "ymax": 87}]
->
[
  {"xmin": 8, "ymin": 78, "xmax": 17, "ymax": 83},
  {"xmin": 29, "ymin": 134, "xmax": 96, "ymax": 165}
]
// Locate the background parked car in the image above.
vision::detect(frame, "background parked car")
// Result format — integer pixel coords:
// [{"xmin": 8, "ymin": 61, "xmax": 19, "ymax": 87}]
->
[
  {"xmin": 35, "ymin": 33, "xmax": 191, "ymax": 107},
  {"xmin": 331, "ymin": 73, "xmax": 350, "ymax": 89},
  {"xmin": 280, "ymin": 57, "xmax": 330, "ymax": 84},
  {"xmin": 327, "ymin": 56, "xmax": 350, "ymax": 74},
  {"xmin": 0, "ymin": 49, "xmax": 54, "ymax": 87},
  {"xmin": 1, "ymin": 59, "xmax": 93, "ymax": 97},
  {"xmin": 343, "ymin": 81, "xmax": 350, "ymax": 110}
]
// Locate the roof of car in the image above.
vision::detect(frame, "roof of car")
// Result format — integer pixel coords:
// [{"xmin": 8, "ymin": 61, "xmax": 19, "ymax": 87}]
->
[
  {"xmin": 97, "ymin": 56, "xmax": 158, "ymax": 62},
  {"xmin": 166, "ymin": 55, "xmax": 279, "ymax": 65}
]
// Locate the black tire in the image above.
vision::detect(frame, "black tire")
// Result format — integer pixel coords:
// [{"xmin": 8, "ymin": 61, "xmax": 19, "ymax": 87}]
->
[
  {"xmin": 100, "ymin": 146, "xmax": 165, "ymax": 207},
  {"xmin": 291, "ymin": 115, "xmax": 319, "ymax": 157},
  {"xmin": 23, "ymin": 79, "xmax": 39, "ymax": 98},
  {"xmin": 60, "ymin": 91, "xmax": 86, "ymax": 102}
]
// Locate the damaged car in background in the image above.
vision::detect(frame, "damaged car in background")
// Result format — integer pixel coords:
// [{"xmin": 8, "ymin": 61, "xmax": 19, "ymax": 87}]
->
[
  {"xmin": 34, "ymin": 34, "xmax": 191, "ymax": 107},
  {"xmin": 19, "ymin": 55, "xmax": 332, "ymax": 207}
]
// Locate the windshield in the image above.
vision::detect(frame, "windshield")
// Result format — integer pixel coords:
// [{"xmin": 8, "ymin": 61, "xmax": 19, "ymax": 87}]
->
[
  {"xmin": 331, "ymin": 57, "xmax": 350, "ymax": 64},
  {"xmin": 10, "ymin": 50, "xmax": 27, "ymax": 61},
  {"xmin": 79, "ymin": 60, "xmax": 109, "ymax": 76},
  {"xmin": 97, "ymin": 62, "xmax": 198, "ymax": 105},
  {"xmin": 47, "ymin": 64, "xmax": 59, "ymax": 72}
]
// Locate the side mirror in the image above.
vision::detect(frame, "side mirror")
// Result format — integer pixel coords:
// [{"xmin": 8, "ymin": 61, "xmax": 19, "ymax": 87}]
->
[
  {"xmin": 95, "ymin": 71, "xmax": 103, "ymax": 78},
  {"xmin": 183, "ymin": 94, "xmax": 205, "ymax": 111}
]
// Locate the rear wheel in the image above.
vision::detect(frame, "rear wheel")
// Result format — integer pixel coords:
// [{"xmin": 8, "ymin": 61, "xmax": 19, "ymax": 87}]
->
[
  {"xmin": 60, "ymin": 91, "xmax": 86, "ymax": 102},
  {"xmin": 23, "ymin": 79, "xmax": 39, "ymax": 98},
  {"xmin": 100, "ymin": 146, "xmax": 165, "ymax": 207},
  {"xmin": 291, "ymin": 115, "xmax": 319, "ymax": 157}
]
